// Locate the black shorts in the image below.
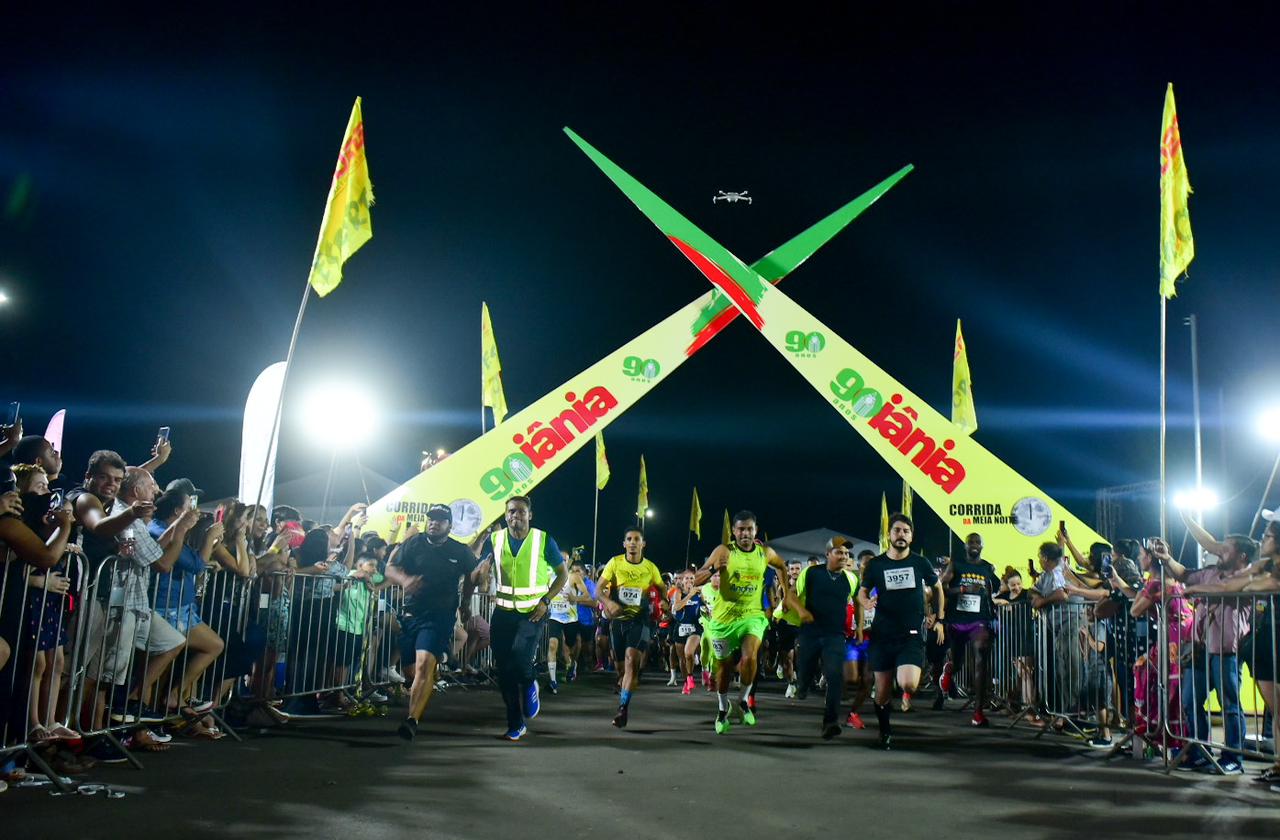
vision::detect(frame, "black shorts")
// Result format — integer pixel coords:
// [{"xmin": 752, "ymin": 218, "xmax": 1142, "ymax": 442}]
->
[
  {"xmin": 774, "ymin": 621, "xmax": 799, "ymax": 653},
  {"xmin": 868, "ymin": 633, "xmax": 926, "ymax": 673},
  {"xmin": 1243, "ymin": 619, "xmax": 1278, "ymax": 683},
  {"xmin": 399, "ymin": 614, "xmax": 454, "ymax": 663},
  {"xmin": 674, "ymin": 620, "xmax": 702, "ymax": 642},
  {"xmin": 548, "ymin": 620, "xmax": 583, "ymax": 646},
  {"xmin": 609, "ymin": 618, "xmax": 653, "ymax": 659}
]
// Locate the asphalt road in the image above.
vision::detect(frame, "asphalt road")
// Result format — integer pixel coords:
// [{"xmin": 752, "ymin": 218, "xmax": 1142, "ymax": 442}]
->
[{"xmin": 4, "ymin": 673, "xmax": 1278, "ymax": 838}]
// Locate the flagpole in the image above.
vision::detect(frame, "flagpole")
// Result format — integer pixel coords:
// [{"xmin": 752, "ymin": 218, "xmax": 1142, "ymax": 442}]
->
[
  {"xmin": 1187, "ymin": 314, "xmax": 1203, "ymax": 526},
  {"xmin": 354, "ymin": 450, "xmax": 372, "ymax": 506},
  {"xmin": 251, "ymin": 279, "xmax": 313, "ymax": 528},
  {"xmin": 1160, "ymin": 296, "xmax": 1168, "ymax": 540},
  {"xmin": 592, "ymin": 485, "xmax": 600, "ymax": 571},
  {"xmin": 320, "ymin": 447, "xmax": 338, "ymax": 524},
  {"xmin": 685, "ymin": 523, "xmax": 693, "ymax": 569}
]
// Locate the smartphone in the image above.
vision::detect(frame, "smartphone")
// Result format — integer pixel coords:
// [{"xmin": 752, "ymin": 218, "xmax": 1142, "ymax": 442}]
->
[
  {"xmin": 190, "ymin": 495, "xmax": 199, "ymax": 512},
  {"xmin": 49, "ymin": 489, "xmax": 64, "ymax": 509},
  {"xmin": 1100, "ymin": 551, "xmax": 1114, "ymax": 578},
  {"xmin": 5, "ymin": 401, "xmax": 18, "ymax": 427},
  {"xmin": 158, "ymin": 426, "xmax": 171, "ymax": 443},
  {"xmin": 215, "ymin": 508, "xmax": 225, "ymax": 524}
]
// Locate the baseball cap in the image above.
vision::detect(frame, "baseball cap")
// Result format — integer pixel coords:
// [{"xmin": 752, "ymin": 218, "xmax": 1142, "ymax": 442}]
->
[
  {"xmin": 426, "ymin": 503, "xmax": 453, "ymax": 522},
  {"xmin": 166, "ymin": 477, "xmax": 206, "ymax": 498},
  {"xmin": 1263, "ymin": 509, "xmax": 1279, "ymax": 523},
  {"xmin": 825, "ymin": 535, "xmax": 857, "ymax": 552}
]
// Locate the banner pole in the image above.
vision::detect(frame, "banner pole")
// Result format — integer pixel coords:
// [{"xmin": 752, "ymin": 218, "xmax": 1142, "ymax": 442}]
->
[
  {"xmin": 354, "ymin": 450, "xmax": 372, "ymax": 506},
  {"xmin": 320, "ymin": 447, "xmax": 338, "ymax": 524}
]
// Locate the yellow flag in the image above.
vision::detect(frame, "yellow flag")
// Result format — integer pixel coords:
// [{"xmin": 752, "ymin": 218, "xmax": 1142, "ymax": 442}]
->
[
  {"xmin": 1160, "ymin": 83, "xmax": 1195, "ymax": 299},
  {"xmin": 594, "ymin": 432, "xmax": 609, "ymax": 490},
  {"xmin": 481, "ymin": 302, "xmax": 509, "ymax": 424},
  {"xmin": 722, "ymin": 509, "xmax": 731, "ymax": 546},
  {"xmin": 879, "ymin": 492, "xmax": 890, "ymax": 553},
  {"xmin": 689, "ymin": 487, "xmax": 702, "ymax": 539},
  {"xmin": 308, "ymin": 97, "xmax": 373, "ymax": 298},
  {"xmin": 636, "ymin": 455, "xmax": 649, "ymax": 519},
  {"xmin": 901, "ymin": 480, "xmax": 913, "ymax": 521},
  {"xmin": 952, "ymin": 319, "xmax": 978, "ymax": 435}
]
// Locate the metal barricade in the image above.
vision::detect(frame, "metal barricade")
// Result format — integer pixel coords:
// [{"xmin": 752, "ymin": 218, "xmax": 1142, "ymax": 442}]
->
[
  {"xmin": 992, "ymin": 600, "xmax": 1039, "ymax": 726},
  {"xmin": 1036, "ymin": 600, "xmax": 1129, "ymax": 745},
  {"xmin": 0, "ymin": 543, "xmax": 86, "ymax": 792},
  {"xmin": 1164, "ymin": 589, "xmax": 1276, "ymax": 772}
]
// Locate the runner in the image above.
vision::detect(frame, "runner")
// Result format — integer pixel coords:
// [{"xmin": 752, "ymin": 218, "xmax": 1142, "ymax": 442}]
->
[
  {"xmin": 793, "ymin": 537, "xmax": 857, "ymax": 739},
  {"xmin": 773, "ymin": 560, "xmax": 804, "ymax": 697},
  {"xmin": 384, "ymin": 504, "xmax": 481, "ymax": 742},
  {"xmin": 661, "ymin": 574, "xmax": 682, "ymax": 686},
  {"xmin": 857, "ymin": 514, "xmax": 945, "ymax": 749},
  {"xmin": 698, "ymin": 569, "xmax": 720, "ymax": 690},
  {"xmin": 566, "ymin": 556, "xmax": 595, "ymax": 681},
  {"xmin": 670, "ymin": 571, "xmax": 704, "ymax": 694},
  {"xmin": 597, "ymin": 528, "xmax": 665, "ymax": 728},
  {"xmin": 545, "ymin": 549, "xmax": 587, "ymax": 694},
  {"xmin": 937, "ymin": 533, "xmax": 1002, "ymax": 725},
  {"xmin": 693, "ymin": 510, "xmax": 800, "ymax": 735},
  {"xmin": 478, "ymin": 495, "xmax": 570, "ymax": 741}
]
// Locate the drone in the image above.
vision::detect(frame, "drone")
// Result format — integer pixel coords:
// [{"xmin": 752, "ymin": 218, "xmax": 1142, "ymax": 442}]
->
[{"xmin": 713, "ymin": 190, "xmax": 752, "ymax": 204}]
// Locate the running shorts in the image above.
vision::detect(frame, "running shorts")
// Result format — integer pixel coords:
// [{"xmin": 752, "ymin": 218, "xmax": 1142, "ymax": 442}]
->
[
  {"xmin": 609, "ymin": 618, "xmax": 653, "ymax": 659},
  {"xmin": 868, "ymin": 632, "xmax": 926, "ymax": 672},
  {"xmin": 705, "ymin": 614, "xmax": 770, "ymax": 662}
]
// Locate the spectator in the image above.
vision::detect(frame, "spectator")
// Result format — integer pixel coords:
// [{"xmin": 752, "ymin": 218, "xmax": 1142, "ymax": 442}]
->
[
  {"xmin": 148, "ymin": 488, "xmax": 226, "ymax": 737},
  {"xmin": 335, "ymin": 552, "xmax": 385, "ymax": 697},
  {"xmin": 11, "ymin": 435, "xmax": 64, "ymax": 490},
  {"xmin": 994, "ymin": 567, "xmax": 1041, "ymax": 725},
  {"xmin": 200, "ymin": 500, "xmax": 268, "ymax": 710},
  {"xmin": 1030, "ymin": 541, "xmax": 1084, "ymax": 723},
  {"xmin": 1160, "ymin": 510, "xmax": 1256, "ymax": 775},
  {"xmin": 1077, "ymin": 605, "xmax": 1115, "ymax": 748}
]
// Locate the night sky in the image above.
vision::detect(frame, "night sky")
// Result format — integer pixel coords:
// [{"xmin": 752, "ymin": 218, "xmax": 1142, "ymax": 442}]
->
[{"xmin": 3, "ymin": 8, "xmax": 1278, "ymax": 568}]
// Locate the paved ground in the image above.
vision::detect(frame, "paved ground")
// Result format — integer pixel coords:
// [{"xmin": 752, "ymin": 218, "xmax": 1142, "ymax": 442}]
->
[{"xmin": 4, "ymin": 674, "xmax": 1279, "ymax": 838}]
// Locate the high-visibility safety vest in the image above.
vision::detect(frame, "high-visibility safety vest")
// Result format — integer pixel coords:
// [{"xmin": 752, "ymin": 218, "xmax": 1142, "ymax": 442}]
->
[{"xmin": 491, "ymin": 527, "xmax": 552, "ymax": 613}]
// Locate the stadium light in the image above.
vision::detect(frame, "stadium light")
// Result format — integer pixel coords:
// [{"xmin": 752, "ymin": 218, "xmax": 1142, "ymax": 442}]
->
[
  {"xmin": 300, "ymin": 381, "xmax": 378, "ymax": 450},
  {"xmin": 1258, "ymin": 406, "xmax": 1280, "ymax": 443},
  {"xmin": 645, "ymin": 508, "xmax": 655, "ymax": 519},
  {"xmin": 1173, "ymin": 487, "xmax": 1219, "ymax": 510}
]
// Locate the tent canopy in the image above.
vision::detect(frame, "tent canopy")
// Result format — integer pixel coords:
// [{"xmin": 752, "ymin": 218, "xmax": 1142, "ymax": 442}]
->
[{"xmin": 767, "ymin": 528, "xmax": 877, "ymax": 565}]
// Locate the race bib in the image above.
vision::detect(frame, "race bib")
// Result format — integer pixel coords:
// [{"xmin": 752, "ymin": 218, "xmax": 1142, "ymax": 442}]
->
[
  {"xmin": 711, "ymin": 637, "xmax": 731, "ymax": 658},
  {"xmin": 679, "ymin": 623, "xmax": 697, "ymax": 636},
  {"xmin": 259, "ymin": 593, "xmax": 271, "ymax": 610},
  {"xmin": 883, "ymin": 567, "xmax": 916, "ymax": 591},
  {"xmin": 958, "ymin": 594, "xmax": 981, "ymax": 613},
  {"xmin": 619, "ymin": 587, "xmax": 642, "ymax": 606}
]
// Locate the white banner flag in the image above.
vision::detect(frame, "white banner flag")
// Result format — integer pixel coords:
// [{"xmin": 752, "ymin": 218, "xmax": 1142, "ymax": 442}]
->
[{"xmin": 239, "ymin": 362, "xmax": 287, "ymax": 513}]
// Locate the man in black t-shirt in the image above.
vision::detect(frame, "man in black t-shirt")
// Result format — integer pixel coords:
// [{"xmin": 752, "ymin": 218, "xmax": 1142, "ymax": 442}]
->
[
  {"xmin": 937, "ymin": 533, "xmax": 1002, "ymax": 725},
  {"xmin": 857, "ymin": 513, "xmax": 945, "ymax": 749},
  {"xmin": 384, "ymin": 504, "xmax": 481, "ymax": 741},
  {"xmin": 794, "ymin": 537, "xmax": 855, "ymax": 740}
]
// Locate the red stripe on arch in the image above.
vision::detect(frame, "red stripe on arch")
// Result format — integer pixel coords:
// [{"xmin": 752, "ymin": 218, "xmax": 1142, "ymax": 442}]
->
[{"xmin": 668, "ymin": 236, "xmax": 765, "ymax": 356}]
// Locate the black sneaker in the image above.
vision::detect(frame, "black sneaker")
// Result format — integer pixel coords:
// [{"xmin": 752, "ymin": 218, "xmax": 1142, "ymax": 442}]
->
[
  {"xmin": 88, "ymin": 739, "xmax": 130, "ymax": 764},
  {"xmin": 877, "ymin": 733, "xmax": 893, "ymax": 751},
  {"xmin": 612, "ymin": 705, "xmax": 629, "ymax": 729},
  {"xmin": 931, "ymin": 693, "xmax": 945, "ymax": 711},
  {"xmin": 821, "ymin": 721, "xmax": 842, "ymax": 741},
  {"xmin": 397, "ymin": 717, "xmax": 418, "ymax": 742}
]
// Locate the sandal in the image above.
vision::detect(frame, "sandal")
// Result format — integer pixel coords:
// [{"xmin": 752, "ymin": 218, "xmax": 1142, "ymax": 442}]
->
[
  {"xmin": 47, "ymin": 724, "xmax": 80, "ymax": 740},
  {"xmin": 28, "ymin": 725, "xmax": 52, "ymax": 743}
]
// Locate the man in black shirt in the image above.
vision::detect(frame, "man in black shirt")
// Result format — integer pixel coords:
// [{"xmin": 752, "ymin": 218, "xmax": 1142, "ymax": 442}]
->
[
  {"xmin": 857, "ymin": 513, "xmax": 945, "ymax": 749},
  {"xmin": 937, "ymin": 533, "xmax": 1002, "ymax": 725},
  {"xmin": 794, "ymin": 536, "xmax": 856, "ymax": 740},
  {"xmin": 384, "ymin": 504, "xmax": 481, "ymax": 741}
]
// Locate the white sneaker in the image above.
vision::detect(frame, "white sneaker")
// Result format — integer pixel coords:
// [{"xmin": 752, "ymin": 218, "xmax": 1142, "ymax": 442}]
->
[
  {"xmin": 383, "ymin": 667, "xmax": 407, "ymax": 685},
  {"xmin": 368, "ymin": 690, "xmax": 389, "ymax": 703},
  {"xmin": 784, "ymin": 683, "xmax": 797, "ymax": 699},
  {"xmin": 666, "ymin": 673, "xmax": 678, "ymax": 686},
  {"xmin": 776, "ymin": 666, "xmax": 785, "ymax": 680}
]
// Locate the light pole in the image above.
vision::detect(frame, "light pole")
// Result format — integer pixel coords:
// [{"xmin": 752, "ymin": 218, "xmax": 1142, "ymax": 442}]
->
[{"xmin": 1251, "ymin": 407, "xmax": 1280, "ymax": 538}]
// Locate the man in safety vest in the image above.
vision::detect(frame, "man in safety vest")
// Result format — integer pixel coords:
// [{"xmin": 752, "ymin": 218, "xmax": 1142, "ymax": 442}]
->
[
  {"xmin": 477, "ymin": 495, "xmax": 569, "ymax": 741},
  {"xmin": 597, "ymin": 527, "xmax": 665, "ymax": 728},
  {"xmin": 693, "ymin": 510, "xmax": 804, "ymax": 735}
]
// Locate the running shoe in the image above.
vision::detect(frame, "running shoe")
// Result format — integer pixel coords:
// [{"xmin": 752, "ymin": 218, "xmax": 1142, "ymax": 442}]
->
[
  {"xmin": 398, "ymin": 717, "xmax": 418, "ymax": 742},
  {"xmin": 784, "ymin": 683, "xmax": 797, "ymax": 699},
  {"xmin": 1171, "ymin": 747, "xmax": 1211, "ymax": 771},
  {"xmin": 971, "ymin": 710, "xmax": 990, "ymax": 728},
  {"xmin": 940, "ymin": 662, "xmax": 954, "ymax": 695},
  {"xmin": 612, "ymin": 705, "xmax": 629, "ymax": 728},
  {"xmin": 900, "ymin": 692, "xmax": 913, "ymax": 713},
  {"xmin": 822, "ymin": 721, "xmax": 842, "ymax": 741},
  {"xmin": 567, "ymin": 665, "xmax": 578, "ymax": 683},
  {"xmin": 666, "ymin": 673, "xmax": 678, "ymax": 687},
  {"xmin": 714, "ymin": 710, "xmax": 731, "ymax": 735},
  {"xmin": 383, "ymin": 666, "xmax": 407, "ymax": 685},
  {"xmin": 776, "ymin": 665, "xmax": 785, "ymax": 680},
  {"xmin": 1253, "ymin": 766, "xmax": 1280, "ymax": 784},
  {"xmin": 187, "ymin": 698, "xmax": 215, "ymax": 714},
  {"xmin": 368, "ymin": 690, "xmax": 389, "ymax": 703},
  {"xmin": 145, "ymin": 728, "xmax": 172, "ymax": 744},
  {"xmin": 523, "ymin": 682, "xmax": 541, "ymax": 719},
  {"xmin": 739, "ymin": 699, "xmax": 756, "ymax": 726},
  {"xmin": 1215, "ymin": 759, "xmax": 1244, "ymax": 776},
  {"xmin": 548, "ymin": 680, "xmax": 559, "ymax": 695},
  {"xmin": 877, "ymin": 733, "xmax": 893, "ymax": 751},
  {"xmin": 88, "ymin": 739, "xmax": 130, "ymax": 764},
  {"xmin": 682, "ymin": 677, "xmax": 695, "ymax": 695},
  {"xmin": 931, "ymin": 693, "xmax": 945, "ymax": 711},
  {"xmin": 1086, "ymin": 736, "xmax": 1112, "ymax": 749},
  {"xmin": 503, "ymin": 725, "xmax": 527, "ymax": 741},
  {"xmin": 847, "ymin": 712, "xmax": 865, "ymax": 730}
]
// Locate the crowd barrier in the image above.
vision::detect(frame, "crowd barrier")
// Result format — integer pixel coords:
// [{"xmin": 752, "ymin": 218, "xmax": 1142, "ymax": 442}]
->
[{"xmin": 0, "ymin": 542, "xmax": 506, "ymax": 783}]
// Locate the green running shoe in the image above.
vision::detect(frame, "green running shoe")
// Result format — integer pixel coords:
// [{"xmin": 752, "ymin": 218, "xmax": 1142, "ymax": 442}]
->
[
  {"xmin": 739, "ymin": 700, "xmax": 756, "ymax": 726},
  {"xmin": 714, "ymin": 710, "xmax": 731, "ymax": 735}
]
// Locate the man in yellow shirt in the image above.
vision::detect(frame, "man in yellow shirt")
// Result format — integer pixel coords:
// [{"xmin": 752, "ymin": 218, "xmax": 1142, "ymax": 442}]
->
[
  {"xmin": 694, "ymin": 510, "xmax": 806, "ymax": 734},
  {"xmin": 597, "ymin": 528, "xmax": 665, "ymax": 728}
]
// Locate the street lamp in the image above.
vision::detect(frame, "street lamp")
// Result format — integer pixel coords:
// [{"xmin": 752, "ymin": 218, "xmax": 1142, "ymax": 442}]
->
[
  {"xmin": 1173, "ymin": 488, "xmax": 1219, "ymax": 510},
  {"xmin": 299, "ymin": 381, "xmax": 380, "ymax": 521},
  {"xmin": 0, "ymin": 290, "xmax": 9, "ymax": 306},
  {"xmin": 645, "ymin": 508, "xmax": 655, "ymax": 519}
]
